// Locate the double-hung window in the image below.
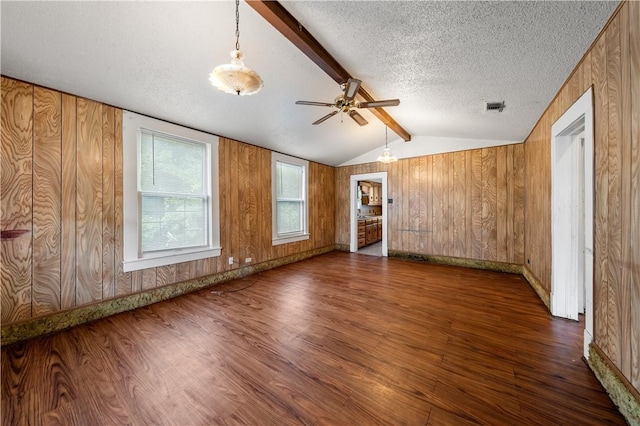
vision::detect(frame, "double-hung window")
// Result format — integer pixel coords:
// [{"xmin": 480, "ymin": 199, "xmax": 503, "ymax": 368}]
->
[
  {"xmin": 122, "ymin": 111, "xmax": 220, "ymax": 272},
  {"xmin": 272, "ymin": 152, "xmax": 309, "ymax": 245}
]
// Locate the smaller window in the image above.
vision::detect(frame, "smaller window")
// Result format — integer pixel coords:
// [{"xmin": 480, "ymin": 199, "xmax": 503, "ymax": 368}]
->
[{"xmin": 272, "ymin": 152, "xmax": 309, "ymax": 245}]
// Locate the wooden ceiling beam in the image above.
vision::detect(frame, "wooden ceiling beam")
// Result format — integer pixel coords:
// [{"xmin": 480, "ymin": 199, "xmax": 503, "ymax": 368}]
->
[{"xmin": 247, "ymin": 0, "xmax": 411, "ymax": 142}]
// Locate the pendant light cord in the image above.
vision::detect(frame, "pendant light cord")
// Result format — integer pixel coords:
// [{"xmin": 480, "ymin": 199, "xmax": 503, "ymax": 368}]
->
[
  {"xmin": 235, "ymin": 0, "xmax": 240, "ymax": 51},
  {"xmin": 385, "ymin": 125, "xmax": 388, "ymax": 148}
]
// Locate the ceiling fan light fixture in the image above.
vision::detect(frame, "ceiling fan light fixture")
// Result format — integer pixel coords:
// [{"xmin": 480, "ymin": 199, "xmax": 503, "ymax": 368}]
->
[
  {"xmin": 343, "ymin": 78, "xmax": 361, "ymax": 100},
  {"xmin": 210, "ymin": 0, "xmax": 262, "ymax": 96}
]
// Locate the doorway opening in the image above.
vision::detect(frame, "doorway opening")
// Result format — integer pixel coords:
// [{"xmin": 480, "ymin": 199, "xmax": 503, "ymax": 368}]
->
[
  {"xmin": 550, "ymin": 87, "xmax": 594, "ymax": 359},
  {"xmin": 349, "ymin": 172, "xmax": 388, "ymax": 257}
]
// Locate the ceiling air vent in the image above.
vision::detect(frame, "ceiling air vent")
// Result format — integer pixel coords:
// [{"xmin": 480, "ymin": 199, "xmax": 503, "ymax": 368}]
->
[{"xmin": 485, "ymin": 101, "xmax": 506, "ymax": 113}]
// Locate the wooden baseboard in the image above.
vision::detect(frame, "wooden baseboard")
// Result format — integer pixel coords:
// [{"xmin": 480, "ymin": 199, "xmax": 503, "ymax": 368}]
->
[
  {"xmin": 0, "ymin": 245, "xmax": 336, "ymax": 347},
  {"xmin": 588, "ymin": 344, "xmax": 640, "ymax": 426},
  {"xmin": 521, "ymin": 265, "xmax": 551, "ymax": 311},
  {"xmin": 387, "ymin": 250, "xmax": 523, "ymax": 275}
]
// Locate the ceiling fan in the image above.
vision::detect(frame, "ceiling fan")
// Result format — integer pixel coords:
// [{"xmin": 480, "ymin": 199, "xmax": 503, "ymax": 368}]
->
[{"xmin": 295, "ymin": 78, "xmax": 400, "ymax": 126}]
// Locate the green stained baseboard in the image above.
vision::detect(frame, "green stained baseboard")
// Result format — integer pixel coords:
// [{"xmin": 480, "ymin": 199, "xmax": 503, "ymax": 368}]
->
[
  {"xmin": 387, "ymin": 250, "xmax": 523, "ymax": 275},
  {"xmin": 588, "ymin": 344, "xmax": 640, "ymax": 426},
  {"xmin": 1, "ymin": 245, "xmax": 335, "ymax": 347},
  {"xmin": 521, "ymin": 265, "xmax": 550, "ymax": 310}
]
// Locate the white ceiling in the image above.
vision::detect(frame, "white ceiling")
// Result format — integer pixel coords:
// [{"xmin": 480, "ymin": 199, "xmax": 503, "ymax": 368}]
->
[{"xmin": 1, "ymin": 1, "xmax": 618, "ymax": 166}]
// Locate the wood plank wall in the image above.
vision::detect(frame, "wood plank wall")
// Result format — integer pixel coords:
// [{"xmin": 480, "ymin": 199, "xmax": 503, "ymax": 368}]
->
[
  {"xmin": 0, "ymin": 77, "xmax": 335, "ymax": 325},
  {"xmin": 523, "ymin": 1, "xmax": 639, "ymax": 392},
  {"xmin": 335, "ymin": 144, "xmax": 525, "ymax": 264}
]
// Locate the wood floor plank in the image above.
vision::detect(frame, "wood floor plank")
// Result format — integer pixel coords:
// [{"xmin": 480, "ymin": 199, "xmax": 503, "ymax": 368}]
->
[{"xmin": 1, "ymin": 252, "xmax": 626, "ymax": 425}]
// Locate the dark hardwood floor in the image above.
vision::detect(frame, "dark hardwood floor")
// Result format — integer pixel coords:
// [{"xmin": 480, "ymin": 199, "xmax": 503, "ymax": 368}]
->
[{"xmin": 1, "ymin": 252, "xmax": 626, "ymax": 425}]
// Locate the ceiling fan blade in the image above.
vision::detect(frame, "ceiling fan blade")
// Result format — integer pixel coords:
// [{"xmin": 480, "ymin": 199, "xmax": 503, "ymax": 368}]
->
[
  {"xmin": 313, "ymin": 110, "xmax": 339, "ymax": 125},
  {"xmin": 296, "ymin": 100, "xmax": 335, "ymax": 107},
  {"xmin": 348, "ymin": 110, "xmax": 368, "ymax": 126},
  {"xmin": 343, "ymin": 78, "xmax": 361, "ymax": 102},
  {"xmin": 357, "ymin": 99, "xmax": 400, "ymax": 108}
]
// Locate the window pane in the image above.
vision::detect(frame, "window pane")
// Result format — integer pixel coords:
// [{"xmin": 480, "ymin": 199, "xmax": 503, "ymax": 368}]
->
[
  {"xmin": 140, "ymin": 132, "xmax": 205, "ymax": 195},
  {"xmin": 276, "ymin": 161, "xmax": 303, "ymax": 199},
  {"xmin": 277, "ymin": 201, "xmax": 303, "ymax": 234},
  {"xmin": 141, "ymin": 195, "xmax": 207, "ymax": 252}
]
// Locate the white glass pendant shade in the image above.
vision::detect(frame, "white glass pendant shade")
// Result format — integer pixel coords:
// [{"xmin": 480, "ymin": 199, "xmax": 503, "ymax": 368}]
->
[
  {"xmin": 377, "ymin": 148, "xmax": 398, "ymax": 163},
  {"xmin": 210, "ymin": 50, "xmax": 263, "ymax": 96}
]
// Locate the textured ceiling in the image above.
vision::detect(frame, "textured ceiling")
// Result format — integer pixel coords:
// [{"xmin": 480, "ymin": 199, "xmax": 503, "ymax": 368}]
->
[{"xmin": 1, "ymin": 1, "xmax": 618, "ymax": 166}]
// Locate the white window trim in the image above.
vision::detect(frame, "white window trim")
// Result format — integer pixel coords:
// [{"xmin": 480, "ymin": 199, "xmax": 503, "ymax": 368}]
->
[
  {"xmin": 272, "ymin": 152, "xmax": 309, "ymax": 246},
  {"xmin": 122, "ymin": 111, "xmax": 221, "ymax": 272}
]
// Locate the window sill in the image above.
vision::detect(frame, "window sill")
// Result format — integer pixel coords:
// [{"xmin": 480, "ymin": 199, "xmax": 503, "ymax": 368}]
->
[
  {"xmin": 272, "ymin": 233, "xmax": 310, "ymax": 246},
  {"xmin": 123, "ymin": 247, "xmax": 221, "ymax": 272}
]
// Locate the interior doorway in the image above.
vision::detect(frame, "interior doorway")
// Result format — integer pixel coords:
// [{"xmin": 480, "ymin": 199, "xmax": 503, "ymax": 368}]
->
[
  {"xmin": 349, "ymin": 172, "xmax": 388, "ymax": 257},
  {"xmin": 550, "ymin": 87, "xmax": 594, "ymax": 359}
]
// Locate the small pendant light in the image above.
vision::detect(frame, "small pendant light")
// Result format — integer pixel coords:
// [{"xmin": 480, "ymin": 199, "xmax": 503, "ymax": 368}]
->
[{"xmin": 377, "ymin": 125, "xmax": 398, "ymax": 163}]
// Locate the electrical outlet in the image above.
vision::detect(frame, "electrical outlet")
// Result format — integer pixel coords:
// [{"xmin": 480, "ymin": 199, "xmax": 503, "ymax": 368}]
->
[
  {"xmin": 228, "ymin": 257, "xmax": 234, "ymax": 265},
  {"xmin": 245, "ymin": 257, "xmax": 252, "ymax": 263}
]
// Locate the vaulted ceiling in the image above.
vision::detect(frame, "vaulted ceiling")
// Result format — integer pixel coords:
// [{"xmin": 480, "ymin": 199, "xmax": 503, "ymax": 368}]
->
[{"xmin": 1, "ymin": 1, "xmax": 618, "ymax": 166}]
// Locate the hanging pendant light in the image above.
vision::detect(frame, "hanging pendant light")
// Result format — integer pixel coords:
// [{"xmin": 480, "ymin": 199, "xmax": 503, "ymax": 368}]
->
[
  {"xmin": 377, "ymin": 125, "xmax": 398, "ymax": 163},
  {"xmin": 209, "ymin": 0, "xmax": 263, "ymax": 96}
]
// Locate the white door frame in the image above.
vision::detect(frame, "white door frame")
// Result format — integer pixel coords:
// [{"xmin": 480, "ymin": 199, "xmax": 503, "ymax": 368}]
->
[
  {"xmin": 350, "ymin": 172, "xmax": 388, "ymax": 256},
  {"xmin": 550, "ymin": 87, "xmax": 594, "ymax": 359}
]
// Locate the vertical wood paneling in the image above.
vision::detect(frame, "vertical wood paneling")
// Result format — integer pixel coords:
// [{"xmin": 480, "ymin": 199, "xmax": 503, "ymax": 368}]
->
[
  {"xmin": 424, "ymin": 155, "xmax": 433, "ymax": 254},
  {"xmin": 1, "ymin": 78, "xmax": 33, "ymax": 323},
  {"xmin": 333, "ymin": 166, "xmax": 345, "ymax": 246},
  {"xmin": 505, "ymin": 145, "xmax": 515, "ymax": 262},
  {"xmin": 408, "ymin": 158, "xmax": 420, "ymax": 251},
  {"xmin": 431, "ymin": 155, "xmax": 443, "ymax": 255},
  {"xmin": 260, "ymin": 147, "xmax": 272, "ymax": 259},
  {"xmin": 593, "ymin": 33, "xmax": 610, "ymax": 351},
  {"xmin": 217, "ymin": 138, "xmax": 229, "ymax": 272},
  {"xmin": 496, "ymin": 146, "xmax": 508, "ymax": 262},
  {"xmin": 471, "ymin": 149, "xmax": 483, "ymax": 260},
  {"xmin": 229, "ymin": 141, "xmax": 239, "ymax": 270},
  {"xmin": 481, "ymin": 148, "xmax": 497, "ymax": 261},
  {"xmin": 75, "ymin": 99, "xmax": 103, "ymax": 305},
  {"xmin": 113, "ymin": 109, "xmax": 131, "ymax": 297},
  {"xmin": 629, "ymin": 0, "xmax": 640, "ymax": 391},
  {"xmin": 335, "ymin": 146, "xmax": 522, "ymax": 264},
  {"xmin": 141, "ymin": 268, "xmax": 156, "ymax": 291},
  {"xmin": 513, "ymin": 144, "xmax": 525, "ymax": 264},
  {"xmin": 568, "ymin": 65, "xmax": 581, "ymax": 105},
  {"xmin": 61, "ymin": 94, "xmax": 77, "ymax": 308},
  {"xmin": 175, "ymin": 262, "xmax": 190, "ymax": 284},
  {"xmin": 102, "ymin": 106, "xmax": 115, "ymax": 300},
  {"xmin": 32, "ymin": 87, "xmax": 62, "ymax": 316},
  {"xmin": 254, "ymin": 146, "xmax": 267, "ymax": 263},
  {"xmin": 156, "ymin": 265, "xmax": 175, "ymax": 288},
  {"xmin": 582, "ymin": 51, "xmax": 593, "ymax": 94},
  {"xmin": 522, "ymin": 2, "xmax": 639, "ymax": 395},
  {"xmin": 617, "ymin": 3, "xmax": 632, "ymax": 380},
  {"xmin": 2, "ymin": 79, "xmax": 336, "ymax": 330},
  {"xmin": 464, "ymin": 151, "xmax": 474, "ymax": 258},
  {"xmin": 387, "ymin": 161, "xmax": 398, "ymax": 250},
  {"xmin": 606, "ymin": 12, "xmax": 623, "ymax": 369},
  {"xmin": 417, "ymin": 156, "xmax": 428, "ymax": 253},
  {"xmin": 131, "ymin": 271, "xmax": 142, "ymax": 293},
  {"xmin": 401, "ymin": 158, "xmax": 410, "ymax": 252},
  {"xmin": 451, "ymin": 152, "xmax": 466, "ymax": 257},
  {"xmin": 238, "ymin": 142, "xmax": 252, "ymax": 265}
]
